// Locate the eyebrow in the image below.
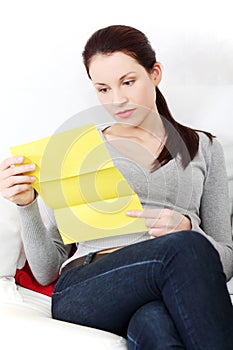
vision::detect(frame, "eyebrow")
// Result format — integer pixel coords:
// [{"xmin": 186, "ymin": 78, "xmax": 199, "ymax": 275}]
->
[{"xmin": 94, "ymin": 71, "xmax": 136, "ymax": 86}]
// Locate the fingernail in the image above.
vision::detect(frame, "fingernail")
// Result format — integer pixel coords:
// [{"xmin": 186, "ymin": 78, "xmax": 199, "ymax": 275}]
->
[{"xmin": 17, "ymin": 156, "xmax": 24, "ymax": 162}]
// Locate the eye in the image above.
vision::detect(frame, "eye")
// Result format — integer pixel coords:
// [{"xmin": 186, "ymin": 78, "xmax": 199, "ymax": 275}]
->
[
  {"xmin": 123, "ymin": 79, "xmax": 135, "ymax": 86},
  {"xmin": 98, "ymin": 87, "xmax": 110, "ymax": 94}
]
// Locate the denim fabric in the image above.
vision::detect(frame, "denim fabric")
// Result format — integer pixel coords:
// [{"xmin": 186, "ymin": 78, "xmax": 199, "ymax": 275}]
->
[{"xmin": 52, "ymin": 231, "xmax": 233, "ymax": 349}]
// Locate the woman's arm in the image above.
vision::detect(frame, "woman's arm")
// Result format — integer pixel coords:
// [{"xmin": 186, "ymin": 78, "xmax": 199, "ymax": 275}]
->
[
  {"xmin": 126, "ymin": 136, "xmax": 233, "ymax": 281},
  {"xmin": 0, "ymin": 156, "xmax": 72, "ymax": 285},
  {"xmin": 198, "ymin": 137, "xmax": 233, "ymax": 281},
  {"xmin": 18, "ymin": 198, "xmax": 72, "ymax": 285}
]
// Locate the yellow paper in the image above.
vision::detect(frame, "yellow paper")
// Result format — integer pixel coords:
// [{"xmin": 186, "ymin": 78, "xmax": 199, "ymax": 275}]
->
[{"xmin": 10, "ymin": 123, "xmax": 147, "ymax": 243}]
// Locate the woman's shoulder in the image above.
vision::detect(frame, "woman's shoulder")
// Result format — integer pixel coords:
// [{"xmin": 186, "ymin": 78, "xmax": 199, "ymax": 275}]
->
[{"xmin": 197, "ymin": 130, "xmax": 225, "ymax": 163}]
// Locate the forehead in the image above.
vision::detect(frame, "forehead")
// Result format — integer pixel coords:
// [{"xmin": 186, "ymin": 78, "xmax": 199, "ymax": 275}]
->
[{"xmin": 89, "ymin": 52, "xmax": 144, "ymax": 83}]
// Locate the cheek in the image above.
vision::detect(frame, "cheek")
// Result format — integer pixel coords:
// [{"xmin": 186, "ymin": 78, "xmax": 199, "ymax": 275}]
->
[
  {"xmin": 95, "ymin": 92, "xmax": 117, "ymax": 117},
  {"xmin": 97, "ymin": 92, "xmax": 113, "ymax": 107},
  {"xmin": 146, "ymin": 81, "xmax": 156, "ymax": 104},
  {"xmin": 98, "ymin": 99, "xmax": 115, "ymax": 117},
  {"xmin": 134, "ymin": 84, "xmax": 156, "ymax": 108},
  {"xmin": 96, "ymin": 93, "xmax": 106, "ymax": 104},
  {"xmin": 148, "ymin": 88, "xmax": 156, "ymax": 106}
]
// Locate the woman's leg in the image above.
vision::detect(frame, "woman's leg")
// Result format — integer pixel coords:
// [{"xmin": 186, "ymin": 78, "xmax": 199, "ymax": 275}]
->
[
  {"xmin": 127, "ymin": 300, "xmax": 185, "ymax": 349},
  {"xmin": 52, "ymin": 231, "xmax": 233, "ymax": 349}
]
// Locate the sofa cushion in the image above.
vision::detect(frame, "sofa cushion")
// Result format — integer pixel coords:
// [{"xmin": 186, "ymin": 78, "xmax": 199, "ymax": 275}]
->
[{"xmin": 0, "ymin": 283, "xmax": 127, "ymax": 350}]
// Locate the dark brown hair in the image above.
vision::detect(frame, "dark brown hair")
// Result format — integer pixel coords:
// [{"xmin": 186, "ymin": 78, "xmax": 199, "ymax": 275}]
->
[{"xmin": 82, "ymin": 25, "xmax": 214, "ymax": 171}]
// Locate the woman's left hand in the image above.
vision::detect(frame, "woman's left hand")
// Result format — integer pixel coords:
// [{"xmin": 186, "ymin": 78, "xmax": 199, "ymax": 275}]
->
[{"xmin": 126, "ymin": 208, "xmax": 191, "ymax": 238}]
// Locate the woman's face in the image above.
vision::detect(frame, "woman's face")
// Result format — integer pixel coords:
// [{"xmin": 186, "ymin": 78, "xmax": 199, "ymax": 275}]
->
[{"xmin": 88, "ymin": 51, "xmax": 162, "ymax": 127}]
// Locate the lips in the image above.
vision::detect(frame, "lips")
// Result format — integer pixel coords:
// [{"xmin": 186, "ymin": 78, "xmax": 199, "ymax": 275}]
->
[{"xmin": 116, "ymin": 108, "xmax": 136, "ymax": 119}]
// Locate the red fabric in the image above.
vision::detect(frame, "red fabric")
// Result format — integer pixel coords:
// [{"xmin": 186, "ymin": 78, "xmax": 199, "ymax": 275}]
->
[{"xmin": 15, "ymin": 261, "xmax": 57, "ymax": 297}]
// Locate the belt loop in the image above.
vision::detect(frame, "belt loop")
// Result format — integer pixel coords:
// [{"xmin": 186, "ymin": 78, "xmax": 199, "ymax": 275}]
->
[{"xmin": 83, "ymin": 252, "xmax": 96, "ymax": 266}]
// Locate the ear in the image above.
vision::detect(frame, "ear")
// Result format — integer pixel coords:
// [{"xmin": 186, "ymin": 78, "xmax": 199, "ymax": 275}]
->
[{"xmin": 150, "ymin": 63, "xmax": 162, "ymax": 86}]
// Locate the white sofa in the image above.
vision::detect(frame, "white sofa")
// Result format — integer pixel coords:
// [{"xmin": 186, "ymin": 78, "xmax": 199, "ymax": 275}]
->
[
  {"xmin": 0, "ymin": 284, "xmax": 127, "ymax": 349},
  {"xmin": 0, "ymin": 121, "xmax": 232, "ymax": 350}
]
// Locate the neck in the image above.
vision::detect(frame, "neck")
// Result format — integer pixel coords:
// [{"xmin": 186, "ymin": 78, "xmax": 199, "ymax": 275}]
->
[{"xmin": 113, "ymin": 109, "xmax": 165, "ymax": 140}]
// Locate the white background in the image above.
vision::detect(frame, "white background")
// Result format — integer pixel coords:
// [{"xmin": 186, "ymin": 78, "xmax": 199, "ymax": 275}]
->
[{"xmin": 0, "ymin": 0, "xmax": 232, "ymax": 160}]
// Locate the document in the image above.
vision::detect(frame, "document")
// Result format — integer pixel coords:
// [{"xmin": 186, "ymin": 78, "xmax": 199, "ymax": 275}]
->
[{"xmin": 10, "ymin": 123, "xmax": 147, "ymax": 243}]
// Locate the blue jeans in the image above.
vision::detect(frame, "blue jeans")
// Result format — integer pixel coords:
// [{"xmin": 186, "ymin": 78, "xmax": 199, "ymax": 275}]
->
[{"xmin": 52, "ymin": 231, "xmax": 233, "ymax": 349}]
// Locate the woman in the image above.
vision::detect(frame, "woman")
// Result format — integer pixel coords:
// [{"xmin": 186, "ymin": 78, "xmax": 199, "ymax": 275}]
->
[{"xmin": 0, "ymin": 25, "xmax": 233, "ymax": 349}]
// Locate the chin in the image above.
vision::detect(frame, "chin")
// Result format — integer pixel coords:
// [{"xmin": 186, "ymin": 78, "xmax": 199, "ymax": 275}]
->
[{"xmin": 115, "ymin": 115, "xmax": 144, "ymax": 127}]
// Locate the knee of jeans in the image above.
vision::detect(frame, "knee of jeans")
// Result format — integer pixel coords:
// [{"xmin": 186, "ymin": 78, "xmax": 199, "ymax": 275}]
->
[
  {"xmin": 172, "ymin": 230, "xmax": 211, "ymax": 248},
  {"xmin": 168, "ymin": 230, "xmax": 221, "ymax": 266},
  {"xmin": 128, "ymin": 302, "xmax": 162, "ymax": 328},
  {"xmin": 127, "ymin": 303, "xmax": 156, "ymax": 341},
  {"xmin": 127, "ymin": 301, "xmax": 178, "ymax": 348}
]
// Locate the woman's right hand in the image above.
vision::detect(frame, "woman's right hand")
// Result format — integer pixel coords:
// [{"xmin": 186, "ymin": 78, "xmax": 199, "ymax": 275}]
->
[{"xmin": 0, "ymin": 156, "xmax": 36, "ymax": 206}]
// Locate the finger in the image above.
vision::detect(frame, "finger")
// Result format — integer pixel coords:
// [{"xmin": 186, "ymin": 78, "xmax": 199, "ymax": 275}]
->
[
  {"xmin": 9, "ymin": 163, "xmax": 36, "ymax": 176},
  {"xmin": 2, "ymin": 183, "xmax": 33, "ymax": 200},
  {"xmin": 145, "ymin": 218, "xmax": 158, "ymax": 228},
  {"xmin": 148, "ymin": 228, "xmax": 164, "ymax": 237},
  {"xmin": 0, "ymin": 175, "xmax": 35, "ymax": 194},
  {"xmin": 148, "ymin": 229, "xmax": 159, "ymax": 238},
  {"xmin": 148, "ymin": 228, "xmax": 157, "ymax": 236},
  {"xmin": 5, "ymin": 174, "xmax": 36, "ymax": 188},
  {"xmin": 0, "ymin": 156, "xmax": 24, "ymax": 171},
  {"xmin": 1, "ymin": 163, "xmax": 36, "ymax": 180},
  {"xmin": 126, "ymin": 208, "xmax": 162, "ymax": 219},
  {"xmin": 126, "ymin": 210, "xmax": 143, "ymax": 217}
]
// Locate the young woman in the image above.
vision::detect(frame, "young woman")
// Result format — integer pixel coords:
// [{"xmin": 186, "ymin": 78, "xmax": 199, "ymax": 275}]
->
[{"xmin": 0, "ymin": 25, "xmax": 233, "ymax": 349}]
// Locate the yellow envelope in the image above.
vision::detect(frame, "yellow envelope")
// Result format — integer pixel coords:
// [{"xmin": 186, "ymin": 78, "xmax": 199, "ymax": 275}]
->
[{"xmin": 10, "ymin": 123, "xmax": 147, "ymax": 243}]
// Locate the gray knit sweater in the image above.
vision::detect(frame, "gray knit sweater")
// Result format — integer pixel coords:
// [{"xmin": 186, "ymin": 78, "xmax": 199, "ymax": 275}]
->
[{"xmin": 17, "ymin": 130, "xmax": 233, "ymax": 285}]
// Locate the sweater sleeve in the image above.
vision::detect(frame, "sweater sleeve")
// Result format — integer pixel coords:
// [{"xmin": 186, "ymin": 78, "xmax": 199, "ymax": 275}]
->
[
  {"xmin": 17, "ymin": 198, "xmax": 72, "ymax": 285},
  {"xmin": 194, "ymin": 137, "xmax": 233, "ymax": 281}
]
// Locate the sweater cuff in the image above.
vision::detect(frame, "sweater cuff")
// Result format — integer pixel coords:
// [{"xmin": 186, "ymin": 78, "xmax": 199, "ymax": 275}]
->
[{"xmin": 16, "ymin": 196, "xmax": 40, "ymax": 220}]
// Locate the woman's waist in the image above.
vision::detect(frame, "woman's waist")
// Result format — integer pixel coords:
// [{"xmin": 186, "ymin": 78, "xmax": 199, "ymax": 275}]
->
[
  {"xmin": 79, "ymin": 231, "xmax": 148, "ymax": 253},
  {"xmin": 60, "ymin": 231, "xmax": 149, "ymax": 273}
]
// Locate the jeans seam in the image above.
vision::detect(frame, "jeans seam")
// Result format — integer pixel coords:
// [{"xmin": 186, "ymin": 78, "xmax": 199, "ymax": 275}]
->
[
  {"xmin": 53, "ymin": 259, "xmax": 164, "ymax": 296},
  {"xmin": 168, "ymin": 272, "xmax": 198, "ymax": 349},
  {"xmin": 127, "ymin": 334, "xmax": 139, "ymax": 350}
]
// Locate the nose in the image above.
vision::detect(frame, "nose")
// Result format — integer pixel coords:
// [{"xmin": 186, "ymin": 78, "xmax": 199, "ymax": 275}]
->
[{"xmin": 112, "ymin": 89, "xmax": 128, "ymax": 105}]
